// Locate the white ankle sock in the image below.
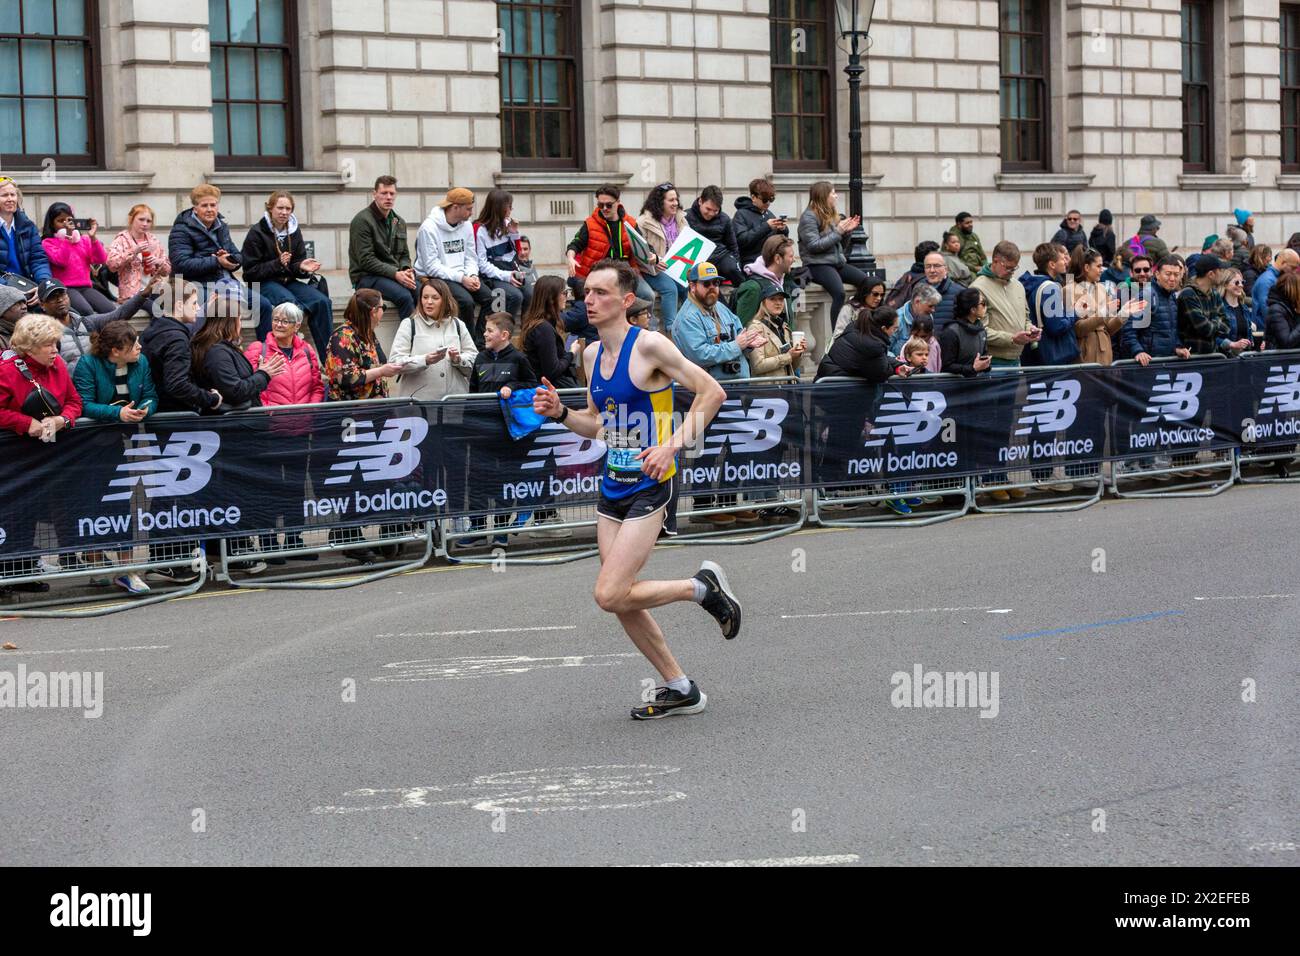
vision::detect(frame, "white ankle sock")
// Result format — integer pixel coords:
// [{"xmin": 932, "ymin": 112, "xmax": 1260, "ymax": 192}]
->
[
  {"xmin": 666, "ymin": 675, "xmax": 691, "ymax": 694},
  {"xmin": 691, "ymin": 578, "xmax": 707, "ymax": 603}
]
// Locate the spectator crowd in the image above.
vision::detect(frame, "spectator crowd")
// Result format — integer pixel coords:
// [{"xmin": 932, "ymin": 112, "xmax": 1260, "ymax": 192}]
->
[{"xmin": 3, "ymin": 167, "xmax": 1298, "ymax": 587}]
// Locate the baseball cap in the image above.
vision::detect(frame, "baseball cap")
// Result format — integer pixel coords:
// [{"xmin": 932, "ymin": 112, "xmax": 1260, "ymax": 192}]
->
[
  {"xmin": 439, "ymin": 187, "xmax": 474, "ymax": 208},
  {"xmin": 758, "ymin": 279, "xmax": 789, "ymax": 301},
  {"xmin": 686, "ymin": 261, "xmax": 720, "ymax": 282},
  {"xmin": 38, "ymin": 278, "xmax": 67, "ymax": 301},
  {"xmin": 1193, "ymin": 254, "xmax": 1226, "ymax": 277}
]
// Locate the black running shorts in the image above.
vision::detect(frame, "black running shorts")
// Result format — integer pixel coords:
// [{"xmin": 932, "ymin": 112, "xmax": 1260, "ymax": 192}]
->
[{"xmin": 596, "ymin": 475, "xmax": 678, "ymax": 537}]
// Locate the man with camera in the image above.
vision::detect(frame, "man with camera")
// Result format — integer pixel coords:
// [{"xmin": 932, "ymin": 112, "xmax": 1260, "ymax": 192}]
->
[{"xmin": 671, "ymin": 261, "xmax": 765, "ymax": 524}]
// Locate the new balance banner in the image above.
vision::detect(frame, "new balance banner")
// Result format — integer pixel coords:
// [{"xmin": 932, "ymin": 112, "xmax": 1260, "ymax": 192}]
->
[{"xmin": 0, "ymin": 358, "xmax": 1279, "ymax": 557}]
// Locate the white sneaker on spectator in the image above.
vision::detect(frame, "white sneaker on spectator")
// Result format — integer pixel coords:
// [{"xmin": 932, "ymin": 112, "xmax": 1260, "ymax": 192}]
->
[
  {"xmin": 1045, "ymin": 482, "xmax": 1075, "ymax": 492},
  {"xmin": 528, "ymin": 516, "xmax": 573, "ymax": 539},
  {"xmin": 239, "ymin": 560, "xmax": 268, "ymax": 575},
  {"xmin": 113, "ymin": 573, "xmax": 150, "ymax": 595}
]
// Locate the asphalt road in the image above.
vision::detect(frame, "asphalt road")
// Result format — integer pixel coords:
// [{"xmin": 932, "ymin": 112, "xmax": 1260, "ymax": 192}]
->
[{"xmin": 1, "ymin": 483, "xmax": 1296, "ymax": 867}]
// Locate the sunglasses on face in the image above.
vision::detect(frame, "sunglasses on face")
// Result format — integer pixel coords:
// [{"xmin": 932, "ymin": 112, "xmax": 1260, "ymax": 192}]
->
[
  {"xmin": 696, "ymin": 280, "xmax": 720, "ymax": 288},
  {"xmin": 1132, "ymin": 268, "xmax": 1151, "ymax": 274},
  {"xmin": 597, "ymin": 201, "xmax": 617, "ymax": 210}
]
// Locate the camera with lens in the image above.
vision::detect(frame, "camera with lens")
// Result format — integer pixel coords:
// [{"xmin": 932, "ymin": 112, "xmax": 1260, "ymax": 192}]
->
[{"xmin": 720, "ymin": 360, "xmax": 741, "ymax": 375}]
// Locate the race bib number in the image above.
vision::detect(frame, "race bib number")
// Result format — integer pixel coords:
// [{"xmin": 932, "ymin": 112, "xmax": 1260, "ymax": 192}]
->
[{"xmin": 605, "ymin": 443, "xmax": 645, "ymax": 486}]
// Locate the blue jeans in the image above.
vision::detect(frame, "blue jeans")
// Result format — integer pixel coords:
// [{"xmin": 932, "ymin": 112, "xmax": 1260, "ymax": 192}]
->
[
  {"xmin": 199, "ymin": 276, "xmax": 271, "ymax": 335},
  {"xmin": 356, "ymin": 274, "xmax": 415, "ymax": 319},
  {"xmin": 258, "ymin": 279, "xmax": 334, "ymax": 353},
  {"xmin": 644, "ymin": 270, "xmax": 682, "ymax": 333}
]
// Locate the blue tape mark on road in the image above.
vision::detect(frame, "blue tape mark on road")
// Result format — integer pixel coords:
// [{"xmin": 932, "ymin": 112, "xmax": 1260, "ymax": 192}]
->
[{"xmin": 1003, "ymin": 610, "xmax": 1184, "ymax": 642}]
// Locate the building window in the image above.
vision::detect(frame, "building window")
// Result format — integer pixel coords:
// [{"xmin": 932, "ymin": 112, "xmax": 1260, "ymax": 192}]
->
[
  {"xmin": 498, "ymin": 0, "xmax": 581, "ymax": 170},
  {"xmin": 999, "ymin": 0, "xmax": 1049, "ymax": 171},
  {"xmin": 209, "ymin": 0, "xmax": 298, "ymax": 169},
  {"xmin": 771, "ymin": 0, "xmax": 835, "ymax": 170},
  {"xmin": 1181, "ymin": 0, "xmax": 1213, "ymax": 172},
  {"xmin": 1283, "ymin": 6, "xmax": 1300, "ymax": 172},
  {"xmin": 0, "ymin": 1, "xmax": 99, "ymax": 168}
]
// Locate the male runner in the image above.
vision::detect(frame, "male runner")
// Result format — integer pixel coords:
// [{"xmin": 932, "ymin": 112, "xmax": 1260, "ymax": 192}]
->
[{"xmin": 533, "ymin": 259, "xmax": 742, "ymax": 719}]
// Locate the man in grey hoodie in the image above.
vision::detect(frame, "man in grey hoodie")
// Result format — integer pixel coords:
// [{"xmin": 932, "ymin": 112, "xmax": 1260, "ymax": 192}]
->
[{"xmin": 416, "ymin": 187, "xmax": 494, "ymax": 346}]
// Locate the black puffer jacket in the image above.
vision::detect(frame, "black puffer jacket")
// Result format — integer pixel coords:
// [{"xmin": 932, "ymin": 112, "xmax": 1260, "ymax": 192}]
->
[
  {"xmin": 197, "ymin": 340, "xmax": 270, "ymax": 411},
  {"xmin": 732, "ymin": 196, "xmax": 786, "ymax": 265},
  {"xmin": 168, "ymin": 209, "xmax": 240, "ymax": 285},
  {"xmin": 1089, "ymin": 223, "xmax": 1116, "ymax": 263},
  {"xmin": 1051, "ymin": 219, "xmax": 1087, "ymax": 254},
  {"xmin": 815, "ymin": 326, "xmax": 897, "ymax": 383},
  {"xmin": 937, "ymin": 316, "xmax": 988, "ymax": 377},
  {"xmin": 1265, "ymin": 284, "xmax": 1300, "ymax": 349},
  {"xmin": 686, "ymin": 200, "xmax": 739, "ymax": 261}
]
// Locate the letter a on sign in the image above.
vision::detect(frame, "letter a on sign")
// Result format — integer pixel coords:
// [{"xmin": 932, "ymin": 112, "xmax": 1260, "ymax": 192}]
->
[{"xmin": 664, "ymin": 227, "xmax": 716, "ymax": 287}]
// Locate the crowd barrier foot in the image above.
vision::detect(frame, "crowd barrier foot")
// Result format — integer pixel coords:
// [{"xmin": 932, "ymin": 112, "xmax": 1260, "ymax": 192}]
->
[
  {"xmin": 972, "ymin": 470, "xmax": 1105, "ymax": 514},
  {"xmin": 1110, "ymin": 454, "xmax": 1238, "ymax": 499},
  {"xmin": 215, "ymin": 524, "xmax": 434, "ymax": 590},
  {"xmin": 673, "ymin": 495, "xmax": 807, "ymax": 546},
  {"xmin": 438, "ymin": 513, "xmax": 600, "ymax": 566},
  {"xmin": 1238, "ymin": 447, "xmax": 1300, "ymax": 484},
  {"xmin": 0, "ymin": 546, "xmax": 206, "ymax": 619},
  {"xmin": 810, "ymin": 479, "xmax": 971, "ymax": 528}
]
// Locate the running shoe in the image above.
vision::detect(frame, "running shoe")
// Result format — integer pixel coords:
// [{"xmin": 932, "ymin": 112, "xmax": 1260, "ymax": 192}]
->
[
  {"xmin": 112, "ymin": 573, "xmax": 151, "ymax": 595},
  {"xmin": 694, "ymin": 560, "xmax": 741, "ymax": 640},
  {"xmin": 631, "ymin": 680, "xmax": 707, "ymax": 720},
  {"xmin": 146, "ymin": 566, "xmax": 201, "ymax": 585},
  {"xmin": 904, "ymin": 497, "xmax": 924, "ymax": 507},
  {"xmin": 884, "ymin": 498, "xmax": 912, "ymax": 515}
]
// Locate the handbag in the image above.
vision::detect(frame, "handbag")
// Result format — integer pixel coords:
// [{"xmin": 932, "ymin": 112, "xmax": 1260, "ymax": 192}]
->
[
  {"xmin": 2, "ymin": 273, "xmax": 37, "ymax": 296},
  {"xmin": 13, "ymin": 356, "xmax": 61, "ymax": 420}
]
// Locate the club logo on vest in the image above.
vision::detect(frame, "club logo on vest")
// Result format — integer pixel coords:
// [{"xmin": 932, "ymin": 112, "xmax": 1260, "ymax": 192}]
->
[
  {"xmin": 325, "ymin": 417, "xmax": 428, "ymax": 484},
  {"xmin": 101, "ymin": 431, "xmax": 220, "ymax": 501},
  {"xmin": 1015, "ymin": 380, "xmax": 1080, "ymax": 435},
  {"xmin": 1141, "ymin": 372, "xmax": 1201, "ymax": 423},
  {"xmin": 864, "ymin": 391, "xmax": 947, "ymax": 447}
]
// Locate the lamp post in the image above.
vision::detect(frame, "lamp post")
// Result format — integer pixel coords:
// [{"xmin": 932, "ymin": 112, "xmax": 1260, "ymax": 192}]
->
[{"xmin": 836, "ymin": 0, "xmax": 880, "ymax": 279}]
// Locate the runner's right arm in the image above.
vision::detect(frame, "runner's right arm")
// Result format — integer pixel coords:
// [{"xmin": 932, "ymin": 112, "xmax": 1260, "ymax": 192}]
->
[{"xmin": 534, "ymin": 347, "xmax": 604, "ymax": 439}]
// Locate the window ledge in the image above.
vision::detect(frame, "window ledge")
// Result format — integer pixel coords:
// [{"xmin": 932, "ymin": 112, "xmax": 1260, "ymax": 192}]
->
[
  {"xmin": 206, "ymin": 170, "xmax": 348, "ymax": 193},
  {"xmin": 995, "ymin": 172, "xmax": 1095, "ymax": 191},
  {"xmin": 1276, "ymin": 174, "xmax": 1300, "ymax": 189},
  {"xmin": 772, "ymin": 172, "xmax": 883, "ymax": 193},
  {"xmin": 1178, "ymin": 173, "xmax": 1248, "ymax": 190},
  {"xmin": 21, "ymin": 171, "xmax": 156, "ymax": 194},
  {"xmin": 494, "ymin": 171, "xmax": 631, "ymax": 191}
]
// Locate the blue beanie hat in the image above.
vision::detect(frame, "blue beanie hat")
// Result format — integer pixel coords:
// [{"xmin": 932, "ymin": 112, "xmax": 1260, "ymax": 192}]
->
[{"xmin": 1234, "ymin": 208, "xmax": 1251, "ymax": 226}]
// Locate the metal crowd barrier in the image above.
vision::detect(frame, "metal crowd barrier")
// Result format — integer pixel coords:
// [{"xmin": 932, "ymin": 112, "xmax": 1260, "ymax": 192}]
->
[
  {"xmin": 810, "ymin": 374, "xmax": 971, "ymax": 528},
  {"xmin": 973, "ymin": 364, "xmax": 1106, "ymax": 514},
  {"xmin": 1238, "ymin": 348, "xmax": 1300, "ymax": 484},
  {"xmin": 1109, "ymin": 354, "xmax": 1237, "ymax": 499},
  {"xmin": 211, "ymin": 397, "xmax": 437, "ymax": 589}
]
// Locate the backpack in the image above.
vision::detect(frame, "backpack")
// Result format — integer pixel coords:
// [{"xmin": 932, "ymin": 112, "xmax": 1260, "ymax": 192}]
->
[
  {"xmin": 885, "ymin": 270, "xmax": 924, "ymax": 310},
  {"xmin": 1126, "ymin": 235, "xmax": 1148, "ymax": 259}
]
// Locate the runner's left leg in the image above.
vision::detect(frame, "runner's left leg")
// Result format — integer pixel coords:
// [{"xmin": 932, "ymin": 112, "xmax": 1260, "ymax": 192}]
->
[{"xmin": 595, "ymin": 514, "xmax": 689, "ymax": 681}]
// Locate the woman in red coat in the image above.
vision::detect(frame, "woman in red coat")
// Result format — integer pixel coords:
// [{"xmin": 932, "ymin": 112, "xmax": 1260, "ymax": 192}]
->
[
  {"xmin": 244, "ymin": 302, "xmax": 325, "ymax": 406},
  {"xmin": 0, "ymin": 314, "xmax": 82, "ymax": 437}
]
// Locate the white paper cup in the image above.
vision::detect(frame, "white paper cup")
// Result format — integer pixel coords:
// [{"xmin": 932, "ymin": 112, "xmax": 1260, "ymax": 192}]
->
[{"xmin": 791, "ymin": 331, "xmax": 806, "ymax": 347}]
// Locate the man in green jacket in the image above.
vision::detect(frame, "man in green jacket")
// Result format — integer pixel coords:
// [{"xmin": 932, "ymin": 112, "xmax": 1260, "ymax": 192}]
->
[
  {"xmin": 954, "ymin": 212, "xmax": 988, "ymax": 274},
  {"xmin": 348, "ymin": 175, "xmax": 417, "ymax": 318}
]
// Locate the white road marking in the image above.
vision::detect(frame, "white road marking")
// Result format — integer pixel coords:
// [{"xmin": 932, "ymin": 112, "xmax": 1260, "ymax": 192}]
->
[
  {"xmin": 311, "ymin": 765, "xmax": 685, "ymax": 815},
  {"xmin": 373, "ymin": 652, "xmax": 639, "ymax": 682},
  {"xmin": 986, "ymin": 609, "xmax": 1014, "ymax": 614},
  {"xmin": 781, "ymin": 606, "xmax": 996, "ymax": 620},
  {"xmin": 375, "ymin": 625, "xmax": 578, "ymax": 638},
  {"xmin": 0, "ymin": 644, "xmax": 170, "ymax": 656},
  {"xmin": 644, "ymin": 854, "xmax": 860, "ymax": 868},
  {"xmin": 1192, "ymin": 594, "xmax": 1294, "ymax": 601}
]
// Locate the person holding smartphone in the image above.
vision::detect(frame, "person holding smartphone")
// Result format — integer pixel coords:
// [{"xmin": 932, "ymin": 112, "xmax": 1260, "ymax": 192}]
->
[
  {"xmin": 40, "ymin": 202, "xmax": 114, "ymax": 315},
  {"xmin": 388, "ymin": 277, "xmax": 477, "ymax": 400}
]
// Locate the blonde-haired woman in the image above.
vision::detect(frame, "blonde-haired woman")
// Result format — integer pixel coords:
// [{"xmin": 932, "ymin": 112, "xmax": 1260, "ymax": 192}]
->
[
  {"xmin": 1217, "ymin": 267, "xmax": 1261, "ymax": 351},
  {"xmin": 107, "ymin": 203, "xmax": 172, "ymax": 304},
  {"xmin": 797, "ymin": 180, "xmax": 866, "ymax": 322},
  {"xmin": 239, "ymin": 189, "xmax": 331, "ymax": 347}
]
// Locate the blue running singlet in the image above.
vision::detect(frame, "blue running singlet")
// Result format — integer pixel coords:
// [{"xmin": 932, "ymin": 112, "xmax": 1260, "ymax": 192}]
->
[{"xmin": 588, "ymin": 325, "xmax": 676, "ymax": 500}]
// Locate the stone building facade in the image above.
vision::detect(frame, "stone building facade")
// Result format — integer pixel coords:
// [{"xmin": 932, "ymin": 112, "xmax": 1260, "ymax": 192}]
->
[{"xmin": 5, "ymin": 0, "xmax": 1300, "ymax": 294}]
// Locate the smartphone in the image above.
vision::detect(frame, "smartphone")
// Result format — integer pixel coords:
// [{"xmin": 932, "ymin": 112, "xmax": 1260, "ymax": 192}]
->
[
  {"xmin": 73, "ymin": 218, "xmax": 92, "ymax": 231},
  {"xmin": 778, "ymin": 342, "xmax": 793, "ymax": 354},
  {"xmin": 138, "ymin": 400, "xmax": 153, "ymax": 413}
]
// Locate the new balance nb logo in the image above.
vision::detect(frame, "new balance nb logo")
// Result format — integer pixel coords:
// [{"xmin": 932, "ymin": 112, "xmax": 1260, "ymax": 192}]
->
[
  {"xmin": 102, "ymin": 431, "xmax": 220, "ymax": 502},
  {"xmin": 1140, "ymin": 372, "xmax": 1202, "ymax": 423},
  {"xmin": 521, "ymin": 422, "xmax": 607, "ymax": 470},
  {"xmin": 701, "ymin": 398, "xmax": 787, "ymax": 455},
  {"xmin": 1258, "ymin": 365, "xmax": 1300, "ymax": 415},
  {"xmin": 325, "ymin": 417, "xmax": 428, "ymax": 485},
  {"xmin": 864, "ymin": 391, "xmax": 946, "ymax": 447},
  {"xmin": 1015, "ymin": 380, "xmax": 1080, "ymax": 435}
]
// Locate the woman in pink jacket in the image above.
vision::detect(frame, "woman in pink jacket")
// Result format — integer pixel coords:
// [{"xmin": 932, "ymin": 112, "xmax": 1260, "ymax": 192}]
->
[
  {"xmin": 244, "ymin": 301, "xmax": 325, "ymax": 406},
  {"xmin": 106, "ymin": 203, "xmax": 172, "ymax": 305},
  {"xmin": 40, "ymin": 202, "xmax": 114, "ymax": 315},
  {"xmin": 244, "ymin": 301, "xmax": 325, "ymax": 562}
]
